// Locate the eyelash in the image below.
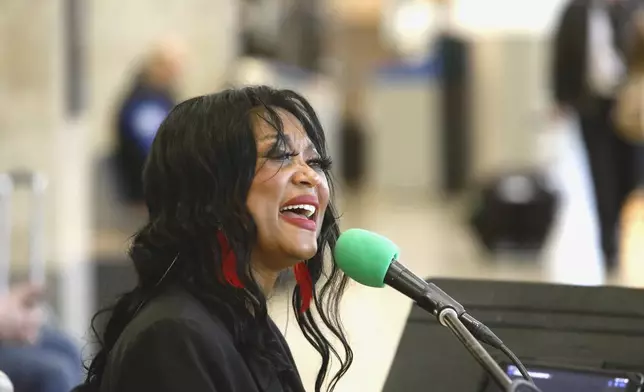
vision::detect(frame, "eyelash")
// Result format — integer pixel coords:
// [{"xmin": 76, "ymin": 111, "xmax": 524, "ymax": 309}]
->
[{"xmin": 271, "ymin": 151, "xmax": 333, "ymax": 171}]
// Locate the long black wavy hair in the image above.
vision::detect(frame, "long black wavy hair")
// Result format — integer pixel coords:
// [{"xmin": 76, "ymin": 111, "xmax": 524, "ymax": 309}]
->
[{"xmin": 83, "ymin": 86, "xmax": 353, "ymax": 391}]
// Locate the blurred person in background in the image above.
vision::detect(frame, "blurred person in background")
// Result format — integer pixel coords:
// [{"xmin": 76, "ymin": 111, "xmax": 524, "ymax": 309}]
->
[
  {"xmin": 613, "ymin": 8, "xmax": 644, "ymax": 246},
  {"xmin": 553, "ymin": 0, "xmax": 640, "ymax": 268},
  {"xmin": 614, "ymin": 8, "xmax": 644, "ymax": 172},
  {"xmin": 114, "ymin": 37, "xmax": 185, "ymax": 205},
  {"xmin": 0, "ymin": 283, "xmax": 81, "ymax": 392},
  {"xmin": 78, "ymin": 86, "xmax": 352, "ymax": 392}
]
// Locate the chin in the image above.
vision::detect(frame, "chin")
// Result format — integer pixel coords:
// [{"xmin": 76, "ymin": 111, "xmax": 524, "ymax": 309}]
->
[{"xmin": 290, "ymin": 243, "xmax": 319, "ymax": 262}]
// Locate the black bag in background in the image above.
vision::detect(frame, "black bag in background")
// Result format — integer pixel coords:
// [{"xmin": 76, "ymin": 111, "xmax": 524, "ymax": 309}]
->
[{"xmin": 469, "ymin": 171, "xmax": 559, "ymax": 253}]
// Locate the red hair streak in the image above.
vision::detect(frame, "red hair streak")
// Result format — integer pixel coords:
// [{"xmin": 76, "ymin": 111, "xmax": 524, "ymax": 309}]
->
[
  {"xmin": 217, "ymin": 231, "xmax": 244, "ymax": 288},
  {"xmin": 294, "ymin": 262, "xmax": 313, "ymax": 313}
]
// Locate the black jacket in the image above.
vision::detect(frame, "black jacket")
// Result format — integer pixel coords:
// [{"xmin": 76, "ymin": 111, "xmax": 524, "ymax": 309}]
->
[
  {"xmin": 99, "ymin": 286, "xmax": 306, "ymax": 392},
  {"xmin": 552, "ymin": 0, "xmax": 637, "ymax": 109}
]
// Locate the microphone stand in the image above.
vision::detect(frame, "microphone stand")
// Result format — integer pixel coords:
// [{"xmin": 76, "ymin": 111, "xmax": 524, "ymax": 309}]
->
[
  {"xmin": 439, "ymin": 309, "xmax": 542, "ymax": 392},
  {"xmin": 383, "ymin": 262, "xmax": 542, "ymax": 391}
]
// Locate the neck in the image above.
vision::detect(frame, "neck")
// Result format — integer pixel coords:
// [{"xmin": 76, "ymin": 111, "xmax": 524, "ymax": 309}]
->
[{"xmin": 251, "ymin": 263, "xmax": 280, "ymax": 295}]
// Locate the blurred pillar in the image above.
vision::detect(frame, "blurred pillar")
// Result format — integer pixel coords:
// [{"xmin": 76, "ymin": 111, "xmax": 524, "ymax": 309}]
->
[
  {"xmin": 278, "ymin": 0, "xmax": 324, "ymax": 72},
  {"xmin": 65, "ymin": 0, "xmax": 85, "ymax": 118},
  {"xmin": 438, "ymin": 33, "xmax": 471, "ymax": 195},
  {"xmin": 55, "ymin": 0, "xmax": 93, "ymax": 342},
  {"xmin": 239, "ymin": 0, "xmax": 282, "ymax": 58}
]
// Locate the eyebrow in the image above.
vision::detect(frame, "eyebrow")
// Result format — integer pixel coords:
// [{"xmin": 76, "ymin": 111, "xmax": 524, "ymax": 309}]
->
[
  {"xmin": 258, "ymin": 134, "xmax": 279, "ymax": 143},
  {"xmin": 258, "ymin": 134, "xmax": 317, "ymax": 154}
]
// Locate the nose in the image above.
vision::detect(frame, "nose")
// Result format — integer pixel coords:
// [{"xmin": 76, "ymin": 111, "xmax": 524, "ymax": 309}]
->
[{"xmin": 292, "ymin": 164, "xmax": 322, "ymax": 188}]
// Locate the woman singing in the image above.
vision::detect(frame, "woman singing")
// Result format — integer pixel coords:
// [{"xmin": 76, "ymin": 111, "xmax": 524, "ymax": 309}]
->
[{"xmin": 80, "ymin": 86, "xmax": 353, "ymax": 392}]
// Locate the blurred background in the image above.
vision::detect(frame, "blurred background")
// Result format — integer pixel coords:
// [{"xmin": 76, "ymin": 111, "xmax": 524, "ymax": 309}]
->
[{"xmin": 1, "ymin": 0, "xmax": 644, "ymax": 391}]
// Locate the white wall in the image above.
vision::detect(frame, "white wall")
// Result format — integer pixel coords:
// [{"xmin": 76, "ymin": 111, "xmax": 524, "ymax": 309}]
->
[
  {"xmin": 380, "ymin": 0, "xmax": 568, "ymax": 38},
  {"xmin": 453, "ymin": 0, "xmax": 567, "ymax": 36},
  {"xmin": 364, "ymin": 77, "xmax": 439, "ymax": 196},
  {"xmin": 469, "ymin": 36, "xmax": 550, "ymax": 180}
]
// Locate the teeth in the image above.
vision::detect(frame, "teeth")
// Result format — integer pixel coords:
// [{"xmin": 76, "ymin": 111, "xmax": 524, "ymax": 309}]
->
[{"xmin": 280, "ymin": 204, "xmax": 316, "ymax": 218}]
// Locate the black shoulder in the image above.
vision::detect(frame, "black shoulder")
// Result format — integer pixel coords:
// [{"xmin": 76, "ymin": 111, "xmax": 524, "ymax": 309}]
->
[
  {"xmin": 113, "ymin": 319, "xmax": 227, "ymax": 392},
  {"xmin": 106, "ymin": 291, "xmax": 249, "ymax": 392}
]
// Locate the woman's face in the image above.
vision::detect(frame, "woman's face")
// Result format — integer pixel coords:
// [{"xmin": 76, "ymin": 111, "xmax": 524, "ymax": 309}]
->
[{"xmin": 247, "ymin": 110, "xmax": 330, "ymax": 272}]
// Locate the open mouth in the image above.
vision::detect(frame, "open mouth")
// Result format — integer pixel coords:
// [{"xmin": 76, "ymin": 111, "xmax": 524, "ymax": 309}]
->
[{"xmin": 279, "ymin": 204, "xmax": 317, "ymax": 220}]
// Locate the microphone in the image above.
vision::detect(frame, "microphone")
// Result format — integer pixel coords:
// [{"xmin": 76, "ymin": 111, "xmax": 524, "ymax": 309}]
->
[
  {"xmin": 333, "ymin": 228, "xmax": 503, "ymax": 348},
  {"xmin": 334, "ymin": 229, "xmax": 540, "ymax": 391}
]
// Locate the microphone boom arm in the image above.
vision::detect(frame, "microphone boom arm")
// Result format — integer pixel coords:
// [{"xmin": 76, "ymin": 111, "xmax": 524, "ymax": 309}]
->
[
  {"xmin": 440, "ymin": 309, "xmax": 542, "ymax": 391},
  {"xmin": 439, "ymin": 308, "xmax": 512, "ymax": 390}
]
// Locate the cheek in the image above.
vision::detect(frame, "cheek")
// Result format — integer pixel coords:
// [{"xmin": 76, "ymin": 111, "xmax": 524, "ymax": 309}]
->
[
  {"xmin": 317, "ymin": 178, "xmax": 331, "ymax": 214},
  {"xmin": 247, "ymin": 168, "xmax": 286, "ymax": 220},
  {"xmin": 247, "ymin": 179, "xmax": 269, "ymax": 223}
]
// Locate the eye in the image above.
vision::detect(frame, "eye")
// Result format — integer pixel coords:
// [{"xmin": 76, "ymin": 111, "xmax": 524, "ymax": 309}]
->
[
  {"xmin": 307, "ymin": 157, "xmax": 333, "ymax": 172},
  {"xmin": 268, "ymin": 151, "xmax": 299, "ymax": 162}
]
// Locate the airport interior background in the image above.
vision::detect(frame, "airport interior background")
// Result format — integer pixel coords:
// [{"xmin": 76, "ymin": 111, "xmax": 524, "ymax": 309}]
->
[{"xmin": 2, "ymin": 0, "xmax": 644, "ymax": 391}]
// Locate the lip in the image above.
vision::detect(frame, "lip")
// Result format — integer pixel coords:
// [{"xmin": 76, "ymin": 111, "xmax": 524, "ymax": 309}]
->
[
  {"xmin": 281, "ymin": 195, "xmax": 320, "ymax": 210},
  {"xmin": 279, "ymin": 194, "xmax": 319, "ymax": 232}
]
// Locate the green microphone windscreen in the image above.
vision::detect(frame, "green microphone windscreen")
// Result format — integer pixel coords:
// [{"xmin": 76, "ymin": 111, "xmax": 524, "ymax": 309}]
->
[{"xmin": 333, "ymin": 229, "xmax": 400, "ymax": 288}]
